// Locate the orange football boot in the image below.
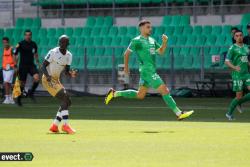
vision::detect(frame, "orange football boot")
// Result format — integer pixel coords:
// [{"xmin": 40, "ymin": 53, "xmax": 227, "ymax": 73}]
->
[
  {"xmin": 62, "ymin": 124, "xmax": 76, "ymax": 134},
  {"xmin": 49, "ymin": 123, "xmax": 59, "ymax": 133}
]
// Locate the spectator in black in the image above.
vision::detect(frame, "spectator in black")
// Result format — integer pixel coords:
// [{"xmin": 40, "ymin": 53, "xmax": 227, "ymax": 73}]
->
[
  {"xmin": 14, "ymin": 29, "xmax": 40, "ymax": 106},
  {"xmin": 231, "ymin": 27, "xmax": 238, "ymax": 44},
  {"xmin": 243, "ymin": 23, "xmax": 250, "ymax": 46}
]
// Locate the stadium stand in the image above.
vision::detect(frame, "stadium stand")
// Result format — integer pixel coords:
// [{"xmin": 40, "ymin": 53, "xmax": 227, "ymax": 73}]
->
[{"xmin": 1, "ymin": 14, "xmax": 246, "ymax": 72}]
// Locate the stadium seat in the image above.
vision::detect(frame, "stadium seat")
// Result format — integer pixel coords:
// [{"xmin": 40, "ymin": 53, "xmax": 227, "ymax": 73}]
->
[
  {"xmin": 81, "ymin": 27, "xmax": 92, "ymax": 37},
  {"xmin": 111, "ymin": 37, "xmax": 121, "ymax": 46},
  {"xmin": 192, "ymin": 26, "xmax": 202, "ymax": 35},
  {"xmin": 127, "ymin": 26, "xmax": 138, "ymax": 37},
  {"xmin": 15, "ymin": 18, "xmax": 24, "ymax": 28},
  {"xmin": 100, "ymin": 27, "xmax": 110, "ymax": 37},
  {"xmin": 85, "ymin": 16, "xmax": 96, "ymax": 27},
  {"xmin": 164, "ymin": 26, "xmax": 174, "ymax": 36},
  {"xmin": 47, "ymin": 28, "xmax": 56, "ymax": 38},
  {"xmin": 65, "ymin": 27, "xmax": 73, "ymax": 36},
  {"xmin": 32, "ymin": 17, "xmax": 42, "ymax": 28},
  {"xmin": 90, "ymin": 27, "xmax": 101, "ymax": 37},
  {"xmin": 117, "ymin": 26, "xmax": 128, "ymax": 37},
  {"xmin": 108, "ymin": 27, "xmax": 118, "ymax": 37},
  {"xmin": 23, "ymin": 18, "xmax": 33, "ymax": 28},
  {"xmin": 211, "ymin": 26, "xmax": 222, "ymax": 35},
  {"xmin": 185, "ymin": 35, "xmax": 197, "ymax": 46},
  {"xmin": 103, "ymin": 16, "xmax": 113, "ymax": 27},
  {"xmin": 171, "ymin": 15, "xmax": 181, "ymax": 26},
  {"xmin": 73, "ymin": 27, "xmax": 83, "ymax": 37},
  {"xmin": 102, "ymin": 37, "xmax": 112, "ymax": 46},
  {"xmin": 103, "ymin": 47, "xmax": 113, "ymax": 56},
  {"xmin": 95, "ymin": 16, "xmax": 104, "ymax": 27},
  {"xmin": 182, "ymin": 26, "xmax": 193, "ymax": 34},
  {"xmin": 75, "ymin": 37, "xmax": 85, "ymax": 47},
  {"xmin": 179, "ymin": 15, "xmax": 190, "ymax": 26},
  {"xmin": 93, "ymin": 37, "xmax": 103, "ymax": 46},
  {"xmin": 55, "ymin": 28, "xmax": 65, "ymax": 38},
  {"xmin": 162, "ymin": 16, "xmax": 172, "ymax": 26},
  {"xmin": 174, "ymin": 54, "xmax": 184, "ymax": 69},
  {"xmin": 183, "ymin": 54, "xmax": 193, "ymax": 69},
  {"xmin": 84, "ymin": 37, "xmax": 94, "ymax": 47},
  {"xmin": 202, "ymin": 26, "xmax": 212, "ymax": 35},
  {"xmin": 205, "ymin": 35, "xmax": 217, "ymax": 46},
  {"xmin": 173, "ymin": 26, "xmax": 184, "ymax": 36},
  {"xmin": 87, "ymin": 56, "xmax": 98, "ymax": 70},
  {"xmin": 195, "ymin": 35, "xmax": 206, "ymax": 46}
]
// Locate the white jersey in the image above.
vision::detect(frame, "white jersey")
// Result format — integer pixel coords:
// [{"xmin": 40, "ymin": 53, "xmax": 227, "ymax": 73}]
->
[{"xmin": 45, "ymin": 47, "xmax": 72, "ymax": 79}]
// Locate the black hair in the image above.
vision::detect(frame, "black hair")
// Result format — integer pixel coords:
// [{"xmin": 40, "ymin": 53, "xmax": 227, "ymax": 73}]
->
[
  {"xmin": 24, "ymin": 29, "xmax": 32, "ymax": 35},
  {"xmin": 138, "ymin": 20, "xmax": 151, "ymax": 27},
  {"xmin": 231, "ymin": 27, "xmax": 239, "ymax": 31},
  {"xmin": 234, "ymin": 29, "xmax": 243, "ymax": 35},
  {"xmin": 2, "ymin": 37, "xmax": 9, "ymax": 42}
]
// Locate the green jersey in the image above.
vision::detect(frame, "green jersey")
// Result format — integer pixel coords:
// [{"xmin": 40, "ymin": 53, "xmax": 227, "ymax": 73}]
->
[
  {"xmin": 226, "ymin": 44, "xmax": 249, "ymax": 77},
  {"xmin": 128, "ymin": 35, "xmax": 160, "ymax": 73}
]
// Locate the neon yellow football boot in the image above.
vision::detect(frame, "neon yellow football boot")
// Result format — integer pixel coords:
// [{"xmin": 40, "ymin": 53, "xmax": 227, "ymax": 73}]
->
[
  {"xmin": 177, "ymin": 110, "xmax": 194, "ymax": 120},
  {"xmin": 105, "ymin": 88, "xmax": 115, "ymax": 105}
]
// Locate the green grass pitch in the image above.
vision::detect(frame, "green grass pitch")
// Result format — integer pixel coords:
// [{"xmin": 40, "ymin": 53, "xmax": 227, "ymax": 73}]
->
[{"xmin": 0, "ymin": 96, "xmax": 250, "ymax": 167}]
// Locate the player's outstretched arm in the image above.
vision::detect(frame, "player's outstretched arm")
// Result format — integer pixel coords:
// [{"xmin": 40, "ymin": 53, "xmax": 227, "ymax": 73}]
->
[{"xmin": 157, "ymin": 34, "xmax": 168, "ymax": 55}]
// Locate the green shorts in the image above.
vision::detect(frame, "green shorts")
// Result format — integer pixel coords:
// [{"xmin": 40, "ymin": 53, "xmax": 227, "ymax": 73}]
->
[
  {"xmin": 139, "ymin": 71, "xmax": 164, "ymax": 89},
  {"xmin": 232, "ymin": 74, "xmax": 250, "ymax": 92}
]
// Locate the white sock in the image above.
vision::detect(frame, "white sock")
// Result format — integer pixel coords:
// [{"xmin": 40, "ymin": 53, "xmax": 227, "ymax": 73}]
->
[
  {"xmin": 61, "ymin": 110, "xmax": 69, "ymax": 125},
  {"xmin": 53, "ymin": 112, "xmax": 62, "ymax": 126}
]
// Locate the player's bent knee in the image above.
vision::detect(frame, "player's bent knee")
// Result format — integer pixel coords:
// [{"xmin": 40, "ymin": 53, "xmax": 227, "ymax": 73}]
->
[
  {"xmin": 157, "ymin": 85, "xmax": 170, "ymax": 95},
  {"xmin": 137, "ymin": 94, "xmax": 146, "ymax": 100}
]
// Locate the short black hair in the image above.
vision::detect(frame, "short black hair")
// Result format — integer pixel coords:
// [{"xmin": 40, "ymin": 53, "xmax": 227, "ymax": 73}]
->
[
  {"xmin": 138, "ymin": 20, "xmax": 151, "ymax": 27},
  {"xmin": 234, "ymin": 29, "xmax": 243, "ymax": 35},
  {"xmin": 231, "ymin": 27, "xmax": 239, "ymax": 31},
  {"xmin": 24, "ymin": 29, "xmax": 32, "ymax": 35},
  {"xmin": 2, "ymin": 37, "xmax": 9, "ymax": 42}
]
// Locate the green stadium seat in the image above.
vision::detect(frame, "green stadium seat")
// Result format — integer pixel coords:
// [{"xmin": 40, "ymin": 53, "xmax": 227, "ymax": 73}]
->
[
  {"xmin": 120, "ymin": 36, "xmax": 131, "ymax": 46},
  {"xmin": 108, "ymin": 27, "xmax": 118, "ymax": 37},
  {"xmin": 103, "ymin": 47, "xmax": 113, "ymax": 56},
  {"xmin": 90, "ymin": 27, "xmax": 101, "ymax": 37},
  {"xmin": 215, "ymin": 35, "xmax": 226, "ymax": 45},
  {"xmin": 156, "ymin": 56, "xmax": 165, "ymax": 69},
  {"xmin": 84, "ymin": 37, "xmax": 94, "ymax": 47},
  {"xmin": 129, "ymin": 56, "xmax": 138, "ymax": 70},
  {"xmin": 211, "ymin": 26, "xmax": 222, "ymax": 35},
  {"xmin": 153, "ymin": 26, "xmax": 165, "ymax": 37},
  {"xmin": 0, "ymin": 28, "xmax": 4, "ymax": 38},
  {"xmin": 81, "ymin": 27, "xmax": 92, "ymax": 37},
  {"xmin": 205, "ymin": 35, "xmax": 216, "ymax": 46},
  {"xmin": 117, "ymin": 26, "xmax": 128, "ymax": 36},
  {"xmin": 40, "ymin": 37, "xmax": 49, "ymax": 46},
  {"xmin": 111, "ymin": 37, "xmax": 121, "ymax": 46},
  {"xmin": 65, "ymin": 27, "xmax": 73, "ymax": 37},
  {"xmin": 48, "ymin": 37, "xmax": 58, "ymax": 46},
  {"xmin": 222, "ymin": 25, "xmax": 232, "ymax": 35},
  {"xmin": 87, "ymin": 56, "xmax": 98, "ymax": 70},
  {"xmin": 95, "ymin": 16, "xmax": 104, "ymax": 27},
  {"xmin": 173, "ymin": 26, "xmax": 184, "ymax": 36},
  {"xmin": 195, "ymin": 35, "xmax": 206, "ymax": 45},
  {"xmin": 225, "ymin": 36, "xmax": 232, "ymax": 45},
  {"xmin": 114, "ymin": 48, "xmax": 124, "ymax": 57},
  {"xmin": 4, "ymin": 28, "xmax": 14, "ymax": 39},
  {"xmin": 55, "ymin": 28, "xmax": 65, "ymax": 38},
  {"xmin": 32, "ymin": 18, "xmax": 41, "ymax": 28},
  {"xmin": 73, "ymin": 27, "xmax": 83, "ymax": 37},
  {"xmin": 31, "ymin": 28, "xmax": 39, "ymax": 37},
  {"xmin": 183, "ymin": 54, "xmax": 193, "ymax": 69},
  {"xmin": 173, "ymin": 54, "xmax": 183, "ymax": 70},
  {"xmin": 95, "ymin": 47, "xmax": 105, "ymax": 56},
  {"xmin": 15, "ymin": 18, "xmax": 24, "ymax": 28},
  {"xmin": 102, "ymin": 37, "xmax": 112, "ymax": 46},
  {"xmin": 103, "ymin": 16, "xmax": 113, "ymax": 27},
  {"xmin": 162, "ymin": 16, "xmax": 172, "ymax": 26},
  {"xmin": 241, "ymin": 13, "xmax": 250, "ymax": 25},
  {"xmin": 179, "ymin": 15, "xmax": 190, "ymax": 26},
  {"xmin": 76, "ymin": 48, "xmax": 85, "ymax": 57},
  {"xmin": 176, "ymin": 36, "xmax": 187, "ymax": 45},
  {"xmin": 96, "ymin": 56, "xmax": 112, "ymax": 70},
  {"xmin": 75, "ymin": 37, "xmax": 85, "ymax": 47},
  {"xmin": 171, "ymin": 15, "xmax": 181, "ymax": 26},
  {"xmin": 86, "ymin": 47, "xmax": 95, "ymax": 56},
  {"xmin": 202, "ymin": 26, "xmax": 212, "ymax": 35},
  {"xmin": 47, "ymin": 28, "xmax": 56, "ymax": 38},
  {"xmin": 182, "ymin": 26, "xmax": 193, "ymax": 34},
  {"xmin": 127, "ymin": 26, "xmax": 138, "ymax": 37},
  {"xmin": 162, "ymin": 50, "xmax": 171, "ymax": 70},
  {"xmin": 192, "ymin": 26, "xmax": 202, "ymax": 35},
  {"xmin": 100, "ymin": 27, "xmax": 110, "ymax": 37},
  {"xmin": 185, "ymin": 35, "xmax": 197, "ymax": 46},
  {"xmin": 204, "ymin": 54, "xmax": 212, "ymax": 69},
  {"xmin": 209, "ymin": 47, "xmax": 220, "ymax": 55},
  {"xmin": 93, "ymin": 37, "xmax": 103, "ymax": 46},
  {"xmin": 168, "ymin": 36, "xmax": 177, "ymax": 45},
  {"xmin": 164, "ymin": 26, "xmax": 174, "ymax": 36},
  {"xmin": 85, "ymin": 16, "xmax": 96, "ymax": 27},
  {"xmin": 12, "ymin": 28, "xmax": 23, "ymax": 40},
  {"xmin": 180, "ymin": 47, "xmax": 190, "ymax": 56},
  {"xmin": 38, "ymin": 28, "xmax": 47, "ymax": 38},
  {"xmin": 23, "ymin": 18, "xmax": 33, "ymax": 28},
  {"xmin": 192, "ymin": 53, "xmax": 201, "ymax": 69}
]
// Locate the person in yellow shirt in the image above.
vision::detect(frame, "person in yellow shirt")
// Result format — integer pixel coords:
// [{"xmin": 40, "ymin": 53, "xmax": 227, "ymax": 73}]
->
[{"xmin": 2, "ymin": 37, "xmax": 16, "ymax": 104}]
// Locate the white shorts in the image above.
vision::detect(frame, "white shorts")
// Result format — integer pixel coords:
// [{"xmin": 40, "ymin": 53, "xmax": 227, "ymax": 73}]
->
[{"xmin": 3, "ymin": 70, "xmax": 14, "ymax": 83}]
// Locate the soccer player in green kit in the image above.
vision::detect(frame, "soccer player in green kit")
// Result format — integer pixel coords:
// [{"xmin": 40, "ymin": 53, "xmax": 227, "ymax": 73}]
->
[
  {"xmin": 105, "ymin": 20, "xmax": 194, "ymax": 120},
  {"xmin": 225, "ymin": 30, "xmax": 250, "ymax": 120}
]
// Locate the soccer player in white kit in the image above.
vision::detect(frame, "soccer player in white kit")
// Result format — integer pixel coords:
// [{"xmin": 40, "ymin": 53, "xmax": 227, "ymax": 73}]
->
[{"xmin": 41, "ymin": 35, "xmax": 77, "ymax": 134}]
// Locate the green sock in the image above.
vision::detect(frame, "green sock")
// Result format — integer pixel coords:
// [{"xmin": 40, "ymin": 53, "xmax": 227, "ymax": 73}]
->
[
  {"xmin": 228, "ymin": 98, "xmax": 239, "ymax": 115},
  {"xmin": 162, "ymin": 94, "xmax": 181, "ymax": 115},
  {"xmin": 239, "ymin": 93, "xmax": 250, "ymax": 104},
  {"xmin": 114, "ymin": 90, "xmax": 138, "ymax": 99}
]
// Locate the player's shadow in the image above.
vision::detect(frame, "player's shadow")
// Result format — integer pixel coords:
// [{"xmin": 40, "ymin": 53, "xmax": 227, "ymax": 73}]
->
[{"xmin": 0, "ymin": 96, "xmax": 250, "ymax": 123}]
